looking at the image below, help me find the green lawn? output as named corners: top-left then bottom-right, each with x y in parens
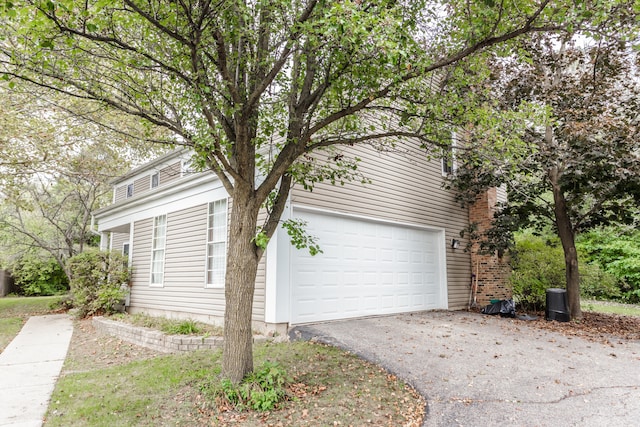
top-left (582, 299), bottom-right (640, 317)
top-left (0, 295), bottom-right (64, 317)
top-left (0, 295), bottom-right (64, 352)
top-left (45, 342), bottom-right (423, 426)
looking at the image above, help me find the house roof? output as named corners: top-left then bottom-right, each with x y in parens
top-left (110, 147), bottom-right (189, 185)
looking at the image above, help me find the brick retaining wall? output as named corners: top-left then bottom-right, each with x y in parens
top-left (93, 317), bottom-right (268, 353)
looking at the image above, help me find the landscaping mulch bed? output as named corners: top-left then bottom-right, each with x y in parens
top-left (62, 318), bottom-right (161, 374)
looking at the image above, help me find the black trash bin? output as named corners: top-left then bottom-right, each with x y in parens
top-left (546, 288), bottom-right (570, 322)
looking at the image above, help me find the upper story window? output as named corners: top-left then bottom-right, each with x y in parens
top-left (441, 132), bottom-right (457, 176)
top-left (442, 149), bottom-right (454, 175)
top-left (205, 199), bottom-right (227, 288)
top-left (181, 159), bottom-right (191, 177)
top-left (126, 183), bottom-right (134, 198)
top-left (151, 172), bottom-right (159, 188)
top-left (150, 214), bottom-right (167, 286)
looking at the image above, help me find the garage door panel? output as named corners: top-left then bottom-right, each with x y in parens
top-left (291, 209), bottom-right (445, 324)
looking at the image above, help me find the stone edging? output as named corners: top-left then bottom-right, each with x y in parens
top-left (92, 316), bottom-right (269, 353)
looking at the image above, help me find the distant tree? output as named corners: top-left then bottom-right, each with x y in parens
top-left (449, 33), bottom-right (640, 319)
top-left (0, 0), bottom-right (611, 381)
top-left (0, 82), bottom-right (167, 283)
top-left (1, 144), bottom-right (127, 280)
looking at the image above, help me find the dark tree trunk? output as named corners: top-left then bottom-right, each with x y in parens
top-left (549, 169), bottom-right (582, 320)
top-left (221, 182), bottom-right (261, 383)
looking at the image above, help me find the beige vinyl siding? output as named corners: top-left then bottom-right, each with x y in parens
top-left (111, 232), bottom-right (130, 253)
top-left (159, 161), bottom-right (181, 187)
top-left (252, 204), bottom-right (267, 322)
top-left (131, 218), bottom-right (152, 287)
top-left (130, 205), bottom-right (223, 316)
top-left (290, 141), bottom-right (471, 310)
top-left (162, 204), bottom-right (226, 315)
top-left (128, 200), bottom-right (268, 322)
top-left (114, 185), bottom-right (127, 202)
top-left (134, 175), bottom-right (151, 198)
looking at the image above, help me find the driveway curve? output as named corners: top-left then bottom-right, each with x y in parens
top-left (290, 310), bottom-right (640, 427)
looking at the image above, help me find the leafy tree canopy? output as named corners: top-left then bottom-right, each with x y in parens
top-left (0, 0), bottom-right (621, 380)
top-left (447, 27), bottom-right (640, 318)
top-left (0, 81), bottom-right (167, 283)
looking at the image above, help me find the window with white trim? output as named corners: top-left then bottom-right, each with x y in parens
top-left (205, 199), bottom-right (227, 287)
top-left (151, 172), bottom-right (159, 188)
top-left (441, 132), bottom-right (457, 176)
top-left (150, 215), bottom-right (167, 286)
top-left (126, 183), bottom-right (134, 198)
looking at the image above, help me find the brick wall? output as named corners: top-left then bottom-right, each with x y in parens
top-left (468, 188), bottom-right (511, 305)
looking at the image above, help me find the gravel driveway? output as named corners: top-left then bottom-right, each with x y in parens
top-left (290, 310), bottom-right (640, 427)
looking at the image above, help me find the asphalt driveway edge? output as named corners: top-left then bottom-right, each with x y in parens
top-left (289, 311), bottom-right (640, 427)
top-left (289, 324), bottom-right (431, 424)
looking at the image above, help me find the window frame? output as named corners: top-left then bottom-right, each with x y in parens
top-left (205, 199), bottom-right (228, 288)
top-left (441, 131), bottom-right (457, 176)
top-left (150, 214), bottom-right (167, 287)
top-left (180, 159), bottom-right (190, 177)
top-left (151, 172), bottom-right (159, 188)
top-left (122, 242), bottom-right (131, 266)
top-left (126, 183), bottom-right (134, 198)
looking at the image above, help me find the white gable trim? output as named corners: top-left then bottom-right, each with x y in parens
top-left (95, 172), bottom-right (228, 232)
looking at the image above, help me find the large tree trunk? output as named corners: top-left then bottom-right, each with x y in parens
top-left (549, 170), bottom-right (582, 320)
top-left (222, 184), bottom-right (261, 383)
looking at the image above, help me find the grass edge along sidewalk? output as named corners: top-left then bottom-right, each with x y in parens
top-left (44, 317), bottom-right (425, 426)
top-left (0, 295), bottom-right (64, 353)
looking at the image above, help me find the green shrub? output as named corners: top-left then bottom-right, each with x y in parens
top-left (578, 228), bottom-right (640, 302)
top-left (622, 289), bottom-right (640, 304)
top-left (509, 232), bottom-right (566, 311)
top-left (511, 231), bottom-right (624, 309)
top-left (66, 249), bottom-right (129, 318)
top-left (11, 255), bottom-right (68, 296)
top-left (205, 361), bottom-right (290, 411)
top-left (579, 262), bottom-right (621, 300)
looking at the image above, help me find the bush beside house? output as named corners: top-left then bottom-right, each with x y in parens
top-left (67, 249), bottom-right (130, 317)
top-left (510, 231), bottom-right (619, 311)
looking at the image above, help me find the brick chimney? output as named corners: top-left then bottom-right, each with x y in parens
top-left (468, 188), bottom-right (511, 305)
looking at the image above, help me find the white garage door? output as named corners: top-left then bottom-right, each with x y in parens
top-left (291, 209), bottom-right (446, 324)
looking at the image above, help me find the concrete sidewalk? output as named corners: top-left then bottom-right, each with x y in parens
top-left (0, 314), bottom-right (73, 427)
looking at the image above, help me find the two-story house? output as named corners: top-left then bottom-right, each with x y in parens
top-left (93, 141), bottom-right (509, 333)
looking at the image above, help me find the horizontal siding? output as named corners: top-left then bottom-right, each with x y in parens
top-left (128, 200), bottom-right (268, 322)
top-left (110, 160), bottom-right (183, 210)
top-left (291, 141), bottom-right (471, 310)
top-left (131, 217), bottom-right (152, 286)
top-left (114, 185), bottom-right (127, 202)
top-left (130, 204), bottom-right (225, 317)
top-left (134, 175), bottom-right (151, 198)
top-left (159, 161), bottom-right (181, 187)
top-left (252, 206), bottom-right (267, 322)
top-left (111, 232), bottom-right (129, 253)
top-left (497, 184), bottom-right (508, 204)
